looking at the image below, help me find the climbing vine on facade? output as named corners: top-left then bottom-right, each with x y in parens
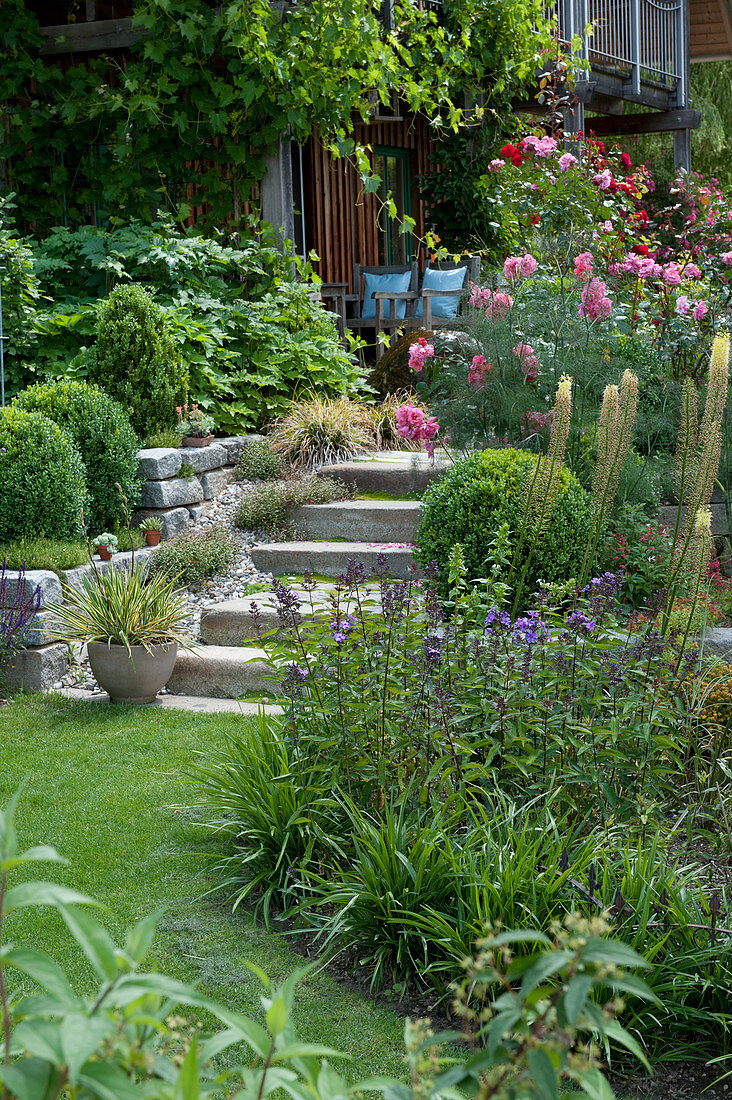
top-left (1, 0), bottom-right (546, 232)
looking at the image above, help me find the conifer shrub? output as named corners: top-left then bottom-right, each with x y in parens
top-left (416, 448), bottom-right (589, 598)
top-left (14, 380), bottom-right (141, 531)
top-left (88, 284), bottom-right (188, 436)
top-left (0, 408), bottom-right (88, 542)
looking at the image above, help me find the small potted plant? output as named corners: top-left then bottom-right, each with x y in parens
top-left (50, 566), bottom-right (192, 704)
top-left (92, 533), bottom-right (119, 561)
top-left (139, 516), bottom-right (164, 546)
top-left (176, 403), bottom-right (215, 447)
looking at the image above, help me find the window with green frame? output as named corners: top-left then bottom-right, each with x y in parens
top-left (374, 147), bottom-right (413, 265)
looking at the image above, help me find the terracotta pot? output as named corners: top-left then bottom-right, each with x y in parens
top-left (182, 434), bottom-right (214, 448)
top-left (144, 530), bottom-right (162, 546)
top-left (87, 641), bottom-right (178, 704)
top-left (97, 545), bottom-right (113, 561)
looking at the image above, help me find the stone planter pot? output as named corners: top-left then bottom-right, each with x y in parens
top-left (182, 434), bottom-right (214, 448)
top-left (97, 545), bottom-right (113, 561)
top-left (87, 641), bottom-right (178, 704)
top-left (144, 530), bottom-right (162, 546)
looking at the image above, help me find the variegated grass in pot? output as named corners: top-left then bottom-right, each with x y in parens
top-left (50, 565), bottom-right (192, 704)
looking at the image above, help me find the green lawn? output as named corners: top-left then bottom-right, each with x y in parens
top-left (0, 694), bottom-right (407, 1079)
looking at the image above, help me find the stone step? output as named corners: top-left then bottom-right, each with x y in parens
top-left (200, 585), bottom-right (382, 645)
top-left (317, 456), bottom-right (449, 494)
top-left (166, 644), bottom-right (276, 698)
top-left (56, 686), bottom-right (283, 715)
top-left (249, 541), bottom-right (419, 580)
top-left (290, 499), bottom-right (421, 542)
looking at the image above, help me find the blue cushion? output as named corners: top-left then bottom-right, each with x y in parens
top-left (415, 265), bottom-right (467, 319)
top-left (361, 270), bottom-right (412, 320)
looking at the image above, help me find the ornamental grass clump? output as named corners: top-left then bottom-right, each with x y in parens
top-left (50, 566), bottom-right (190, 658)
top-left (269, 395), bottom-right (374, 469)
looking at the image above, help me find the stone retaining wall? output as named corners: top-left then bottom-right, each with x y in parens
top-left (3, 549), bottom-right (158, 692)
top-left (132, 435), bottom-right (259, 538)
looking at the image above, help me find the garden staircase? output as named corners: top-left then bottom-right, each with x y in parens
top-left (170, 452), bottom-right (435, 700)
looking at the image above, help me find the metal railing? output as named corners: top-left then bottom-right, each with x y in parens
top-left (549, 0), bottom-right (686, 103)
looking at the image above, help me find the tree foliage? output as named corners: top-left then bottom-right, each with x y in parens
top-left (1, 0), bottom-right (546, 231)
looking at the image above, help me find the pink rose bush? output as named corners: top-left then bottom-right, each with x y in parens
top-left (395, 403), bottom-right (441, 457)
top-left (578, 278), bottom-right (613, 322)
top-left (469, 286), bottom-right (514, 319)
top-left (504, 253), bottom-right (537, 281)
top-left (468, 355), bottom-right (492, 388)
top-left (512, 342), bottom-right (541, 382)
top-left (573, 252), bottom-right (594, 280)
top-left (408, 337), bottom-right (435, 373)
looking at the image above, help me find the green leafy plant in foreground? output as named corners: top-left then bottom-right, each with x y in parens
top-left (402, 915), bottom-right (655, 1100)
top-left (0, 789), bottom-right (651, 1100)
top-left (0, 789), bottom-right (374, 1100)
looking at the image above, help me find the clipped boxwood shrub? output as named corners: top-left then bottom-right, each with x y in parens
top-left (14, 380), bottom-right (142, 532)
top-left (0, 408), bottom-right (88, 542)
top-left (88, 284), bottom-right (188, 437)
top-left (415, 448), bottom-right (589, 601)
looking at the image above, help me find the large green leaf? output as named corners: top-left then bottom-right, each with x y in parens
top-left (57, 906), bottom-right (118, 982)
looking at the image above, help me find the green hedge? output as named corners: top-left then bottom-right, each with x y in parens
top-left (0, 408), bottom-right (88, 542)
top-left (14, 380), bottom-right (141, 533)
top-left (415, 448), bottom-right (589, 601)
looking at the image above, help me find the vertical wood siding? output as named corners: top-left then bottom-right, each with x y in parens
top-left (302, 112), bottom-right (435, 292)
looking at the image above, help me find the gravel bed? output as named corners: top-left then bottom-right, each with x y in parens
top-left (58, 478), bottom-right (276, 696)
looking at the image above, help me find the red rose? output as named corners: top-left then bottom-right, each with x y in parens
top-left (501, 144), bottom-right (517, 158)
top-left (620, 152), bottom-right (632, 169)
top-left (511, 154), bottom-right (523, 166)
top-left (529, 214), bottom-right (541, 225)
top-left (632, 243), bottom-right (649, 255)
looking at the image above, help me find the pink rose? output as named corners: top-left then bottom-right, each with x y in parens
top-left (593, 169), bottom-right (613, 191)
top-left (573, 251), bottom-right (594, 280)
top-left (662, 263), bottom-right (682, 287)
top-left (468, 355), bottom-right (492, 388)
top-left (487, 290), bottom-right (513, 320)
top-left (558, 152), bottom-right (577, 172)
top-left (693, 300), bottom-right (708, 320)
top-left (520, 253), bottom-right (538, 276)
top-left (503, 256), bottom-right (522, 281)
top-left (675, 295), bottom-right (691, 316)
top-left (685, 263), bottom-right (702, 279)
top-left (579, 277), bottom-right (613, 322)
top-left (408, 337), bottom-right (435, 373)
top-left (534, 136), bottom-right (558, 157)
top-left (721, 251), bottom-right (732, 266)
top-left (489, 158), bottom-right (505, 170)
top-left (513, 342), bottom-right (541, 381)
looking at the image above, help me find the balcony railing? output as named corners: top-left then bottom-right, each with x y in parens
top-left (548, 0), bottom-right (686, 104)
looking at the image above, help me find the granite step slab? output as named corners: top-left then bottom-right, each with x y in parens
top-left (317, 457), bottom-right (449, 494)
top-left (290, 499), bottom-right (421, 542)
top-left (249, 541), bottom-right (419, 579)
top-left (200, 584), bottom-right (382, 645)
top-left (166, 644), bottom-right (275, 698)
top-left (55, 686), bottom-right (282, 715)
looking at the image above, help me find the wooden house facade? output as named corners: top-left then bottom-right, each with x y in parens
top-left (7, 0), bottom-right (732, 293)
